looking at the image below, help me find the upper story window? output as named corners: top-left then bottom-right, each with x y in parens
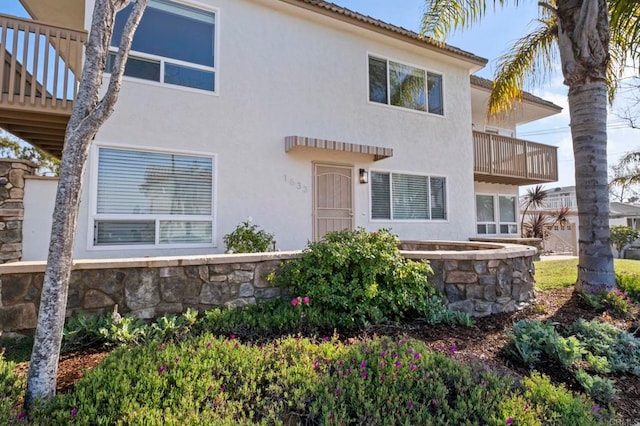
top-left (371, 171), bottom-right (446, 220)
top-left (93, 146), bottom-right (215, 248)
top-left (368, 56), bottom-right (443, 115)
top-left (108, 0), bottom-right (216, 92)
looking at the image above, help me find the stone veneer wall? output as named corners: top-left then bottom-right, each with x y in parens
top-left (0, 159), bottom-right (35, 264)
top-left (0, 242), bottom-right (536, 333)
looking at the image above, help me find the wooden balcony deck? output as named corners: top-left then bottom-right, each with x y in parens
top-left (0, 14), bottom-right (86, 157)
top-left (473, 131), bottom-right (558, 185)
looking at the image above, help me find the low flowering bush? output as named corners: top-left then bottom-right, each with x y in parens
top-left (616, 272), bottom-right (640, 303)
top-left (0, 348), bottom-right (22, 426)
top-left (30, 335), bottom-right (612, 425)
top-left (276, 228), bottom-right (470, 328)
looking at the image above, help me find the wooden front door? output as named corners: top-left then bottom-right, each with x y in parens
top-left (314, 163), bottom-right (354, 240)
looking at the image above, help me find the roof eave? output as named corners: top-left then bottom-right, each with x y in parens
top-left (278, 0), bottom-right (488, 69)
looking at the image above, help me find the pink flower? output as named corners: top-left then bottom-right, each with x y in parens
top-left (291, 298), bottom-right (299, 307)
top-left (431, 398), bottom-right (438, 407)
top-left (361, 370), bottom-right (368, 378)
top-left (395, 361), bottom-right (402, 368)
top-left (206, 342), bottom-right (212, 348)
top-left (303, 296), bottom-right (310, 305)
top-left (230, 334), bottom-right (236, 340)
top-left (158, 365), bottom-right (167, 374)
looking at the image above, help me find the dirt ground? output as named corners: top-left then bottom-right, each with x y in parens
top-left (13, 288), bottom-right (640, 423)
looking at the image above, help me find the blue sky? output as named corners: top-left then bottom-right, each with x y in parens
top-left (2, 0), bottom-right (637, 190)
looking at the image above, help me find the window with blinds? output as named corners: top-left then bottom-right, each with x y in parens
top-left (371, 172), bottom-right (447, 220)
top-left (475, 194), bottom-right (518, 235)
top-left (94, 147), bottom-right (214, 247)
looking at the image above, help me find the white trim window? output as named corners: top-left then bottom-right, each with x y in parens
top-left (93, 147), bottom-right (215, 247)
top-left (476, 194), bottom-right (518, 235)
top-left (368, 55), bottom-right (444, 115)
top-left (108, 0), bottom-right (217, 92)
top-left (371, 172), bottom-right (446, 220)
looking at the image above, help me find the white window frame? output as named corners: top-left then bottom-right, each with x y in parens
top-left (369, 169), bottom-right (448, 222)
top-left (475, 193), bottom-right (519, 236)
top-left (105, 0), bottom-right (220, 96)
top-left (88, 142), bottom-right (217, 251)
top-left (366, 52), bottom-right (445, 117)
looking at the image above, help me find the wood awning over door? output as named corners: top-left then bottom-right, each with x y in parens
top-left (285, 136), bottom-right (393, 161)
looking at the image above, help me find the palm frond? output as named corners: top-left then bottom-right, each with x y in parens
top-left (489, 18), bottom-right (558, 115)
top-left (609, 0), bottom-right (640, 67)
top-left (421, 0), bottom-right (519, 40)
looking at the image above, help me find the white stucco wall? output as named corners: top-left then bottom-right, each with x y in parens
top-left (22, 176), bottom-right (57, 261)
top-left (39, 0), bottom-right (483, 260)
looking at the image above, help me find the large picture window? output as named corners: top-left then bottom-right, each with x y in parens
top-left (476, 194), bottom-right (517, 235)
top-left (368, 56), bottom-right (443, 115)
top-left (108, 0), bottom-right (216, 92)
top-left (371, 172), bottom-right (446, 220)
top-left (93, 147), bottom-right (214, 247)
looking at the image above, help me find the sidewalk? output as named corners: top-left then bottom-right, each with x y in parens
top-left (538, 254), bottom-right (578, 261)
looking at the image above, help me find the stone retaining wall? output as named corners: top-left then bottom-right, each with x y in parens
top-left (0, 242), bottom-right (537, 333)
top-left (0, 159), bottom-right (36, 264)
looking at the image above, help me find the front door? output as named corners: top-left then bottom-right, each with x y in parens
top-left (313, 163), bottom-right (354, 240)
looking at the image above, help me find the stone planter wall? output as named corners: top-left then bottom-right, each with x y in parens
top-left (0, 242), bottom-right (537, 333)
top-left (0, 159), bottom-right (35, 264)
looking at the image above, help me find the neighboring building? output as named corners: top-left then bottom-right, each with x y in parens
top-left (0, 0), bottom-right (560, 262)
top-left (521, 185), bottom-right (640, 255)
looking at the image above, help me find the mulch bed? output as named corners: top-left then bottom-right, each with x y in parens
top-left (13, 288), bottom-right (640, 423)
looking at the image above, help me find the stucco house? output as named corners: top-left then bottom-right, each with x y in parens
top-left (0, 0), bottom-right (561, 262)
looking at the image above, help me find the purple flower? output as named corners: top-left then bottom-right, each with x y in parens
top-left (407, 401), bottom-right (414, 408)
top-left (524, 404), bottom-right (529, 411)
top-left (361, 361), bottom-right (367, 368)
top-left (408, 348), bottom-right (414, 355)
top-left (71, 407), bottom-right (78, 419)
top-left (329, 413), bottom-right (335, 420)
top-left (324, 336), bottom-right (331, 342)
top-left (480, 380), bottom-right (487, 387)
top-left (424, 372), bottom-right (430, 378)
top-left (0, 347), bottom-right (5, 353)
top-left (314, 359), bottom-right (320, 371)
top-left (361, 370), bottom-right (368, 378)
top-left (414, 352), bottom-right (421, 360)
top-left (592, 405), bottom-right (600, 413)
top-left (506, 418), bottom-right (514, 424)
top-left (17, 412), bottom-right (26, 420)
top-left (158, 365), bottom-right (167, 374)
top-left (395, 361), bottom-right (402, 368)
top-left (448, 345), bottom-right (458, 355)
top-left (207, 385), bottom-right (213, 392)
top-left (175, 357), bottom-right (181, 363)
top-left (393, 352), bottom-right (399, 358)
top-left (431, 399), bottom-right (438, 407)
top-left (410, 364), bottom-right (416, 371)
top-left (206, 342), bottom-right (212, 348)
top-left (220, 385), bottom-right (226, 392)
top-left (379, 361), bottom-right (387, 368)
top-left (380, 374), bottom-right (386, 381)
top-left (230, 334), bottom-right (236, 340)
top-left (335, 388), bottom-right (341, 396)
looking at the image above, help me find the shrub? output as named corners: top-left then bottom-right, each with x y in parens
top-left (31, 335), bottom-right (609, 425)
top-left (579, 289), bottom-right (636, 319)
top-left (616, 272), bottom-right (640, 304)
top-left (223, 220), bottom-right (275, 253)
top-left (569, 319), bottom-right (640, 376)
top-left (63, 309), bottom-right (199, 351)
top-left (506, 320), bottom-right (582, 368)
top-left (276, 229), bottom-right (469, 328)
top-left (575, 369), bottom-right (616, 403)
top-left (0, 348), bottom-right (23, 426)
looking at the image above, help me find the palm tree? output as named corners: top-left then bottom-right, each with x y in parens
top-left (422, 0), bottom-right (640, 293)
top-left (519, 185), bottom-right (548, 237)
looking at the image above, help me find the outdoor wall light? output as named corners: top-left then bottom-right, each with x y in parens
top-left (359, 168), bottom-right (368, 184)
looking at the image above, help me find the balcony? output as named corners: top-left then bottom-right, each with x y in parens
top-left (0, 14), bottom-right (86, 157)
top-left (473, 131), bottom-right (558, 186)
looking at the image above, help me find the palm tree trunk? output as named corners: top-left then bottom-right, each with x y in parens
top-left (569, 80), bottom-right (615, 292)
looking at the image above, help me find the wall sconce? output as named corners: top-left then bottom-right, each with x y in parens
top-left (359, 168), bottom-right (368, 184)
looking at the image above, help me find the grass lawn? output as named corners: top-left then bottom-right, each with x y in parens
top-left (535, 258), bottom-right (640, 291)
